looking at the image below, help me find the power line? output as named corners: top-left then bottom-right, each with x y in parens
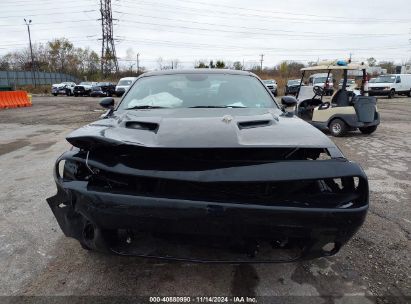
top-left (0, 19), bottom-right (97, 27)
top-left (117, 0), bottom-right (411, 24)
top-left (117, 19), bottom-right (410, 48)
top-left (165, 0), bottom-right (410, 23)
top-left (114, 11), bottom-right (408, 38)
top-left (0, 10), bottom-right (97, 19)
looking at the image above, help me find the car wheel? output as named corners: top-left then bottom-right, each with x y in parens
top-left (74, 93), bottom-right (78, 97)
top-left (53, 93), bottom-right (58, 96)
top-left (388, 89), bottom-right (395, 99)
top-left (407, 90), bottom-right (411, 97)
top-left (329, 119), bottom-right (347, 137)
top-left (359, 126), bottom-right (377, 135)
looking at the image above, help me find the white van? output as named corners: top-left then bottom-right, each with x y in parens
top-left (368, 74), bottom-right (411, 98)
top-left (115, 77), bottom-right (137, 97)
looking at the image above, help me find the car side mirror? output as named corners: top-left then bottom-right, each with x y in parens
top-left (281, 96), bottom-right (297, 117)
top-left (281, 96), bottom-right (298, 107)
top-left (396, 79), bottom-right (401, 83)
top-left (99, 97), bottom-right (114, 109)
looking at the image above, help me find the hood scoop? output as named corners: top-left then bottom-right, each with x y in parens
top-left (125, 121), bottom-right (159, 133)
top-left (238, 120), bottom-right (272, 130)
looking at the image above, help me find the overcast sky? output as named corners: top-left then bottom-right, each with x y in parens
top-left (1, 0), bottom-right (410, 70)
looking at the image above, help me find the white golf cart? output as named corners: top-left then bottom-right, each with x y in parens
top-left (295, 62), bottom-right (380, 137)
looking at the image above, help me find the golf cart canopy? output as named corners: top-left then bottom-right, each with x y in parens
top-left (301, 63), bottom-right (368, 71)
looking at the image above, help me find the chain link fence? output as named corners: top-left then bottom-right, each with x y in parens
top-left (0, 70), bottom-right (81, 88)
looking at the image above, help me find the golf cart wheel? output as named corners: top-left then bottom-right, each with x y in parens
top-left (388, 89), bottom-right (395, 99)
top-left (359, 126), bottom-right (377, 135)
top-left (329, 119), bottom-right (347, 137)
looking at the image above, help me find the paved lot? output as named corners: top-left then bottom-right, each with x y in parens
top-left (0, 95), bottom-right (410, 303)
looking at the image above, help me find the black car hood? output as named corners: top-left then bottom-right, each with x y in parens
top-left (66, 108), bottom-right (336, 150)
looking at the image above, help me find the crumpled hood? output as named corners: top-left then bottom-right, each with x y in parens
top-left (66, 108), bottom-right (337, 150)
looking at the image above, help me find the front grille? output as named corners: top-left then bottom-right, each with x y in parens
top-left (74, 86), bottom-right (85, 91)
top-left (371, 87), bottom-right (385, 91)
top-left (88, 171), bottom-right (367, 209)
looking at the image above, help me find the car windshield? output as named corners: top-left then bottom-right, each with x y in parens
top-left (375, 75), bottom-right (396, 83)
top-left (118, 80), bottom-right (133, 86)
top-left (339, 79), bottom-right (355, 84)
top-left (263, 80), bottom-right (275, 84)
top-left (314, 77), bottom-right (330, 84)
top-left (80, 82), bottom-right (91, 85)
top-left (118, 73), bottom-right (277, 110)
top-left (288, 80), bottom-right (300, 85)
top-left (97, 82), bottom-right (108, 86)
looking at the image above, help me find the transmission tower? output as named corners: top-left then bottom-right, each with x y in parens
top-left (99, 0), bottom-right (119, 75)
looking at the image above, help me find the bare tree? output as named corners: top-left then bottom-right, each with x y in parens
top-left (156, 57), bottom-right (164, 70)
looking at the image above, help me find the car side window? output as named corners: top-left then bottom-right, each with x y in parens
top-left (396, 76), bottom-right (401, 83)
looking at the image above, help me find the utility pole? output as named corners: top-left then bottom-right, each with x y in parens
top-left (259, 54), bottom-right (264, 70)
top-left (349, 53), bottom-right (353, 63)
top-left (24, 19), bottom-right (36, 87)
top-left (136, 53), bottom-right (140, 75)
top-left (99, 0), bottom-right (119, 75)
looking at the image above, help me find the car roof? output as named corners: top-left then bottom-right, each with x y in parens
top-left (140, 69), bottom-right (254, 77)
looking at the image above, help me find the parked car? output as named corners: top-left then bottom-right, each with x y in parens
top-left (115, 77), bottom-right (137, 97)
top-left (262, 79), bottom-right (278, 96)
top-left (285, 79), bottom-right (303, 95)
top-left (368, 74), bottom-right (411, 98)
top-left (90, 82), bottom-right (116, 97)
top-left (73, 82), bottom-right (97, 96)
top-left (47, 69), bottom-right (369, 262)
top-left (51, 82), bottom-right (76, 96)
top-left (308, 73), bottom-right (334, 96)
top-left (338, 79), bottom-right (356, 90)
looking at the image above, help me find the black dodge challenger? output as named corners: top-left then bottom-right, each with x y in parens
top-left (47, 69), bottom-right (368, 262)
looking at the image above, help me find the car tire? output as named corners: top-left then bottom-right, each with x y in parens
top-left (407, 90), bottom-right (411, 97)
top-left (53, 93), bottom-right (58, 96)
top-left (329, 119), bottom-right (347, 137)
top-left (74, 93), bottom-right (78, 97)
top-left (359, 126), bottom-right (377, 135)
top-left (388, 89), bottom-right (395, 99)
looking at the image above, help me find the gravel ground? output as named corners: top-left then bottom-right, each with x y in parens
top-left (0, 95), bottom-right (410, 303)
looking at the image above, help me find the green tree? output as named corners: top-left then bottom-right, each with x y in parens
top-left (367, 57), bottom-right (377, 67)
top-left (378, 61), bottom-right (396, 73)
top-left (232, 61), bottom-right (243, 70)
top-left (215, 60), bottom-right (226, 69)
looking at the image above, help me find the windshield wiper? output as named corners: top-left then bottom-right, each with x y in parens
top-left (126, 105), bottom-right (168, 110)
top-left (189, 105), bottom-right (246, 108)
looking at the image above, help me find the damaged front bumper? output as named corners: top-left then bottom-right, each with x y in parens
top-left (47, 148), bottom-right (369, 262)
